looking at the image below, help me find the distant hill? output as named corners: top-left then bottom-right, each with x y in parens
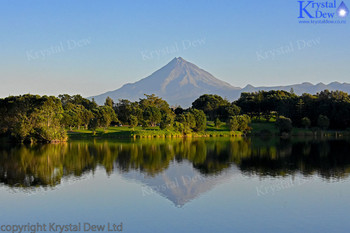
top-left (90, 57), bottom-right (350, 107)
top-left (241, 82), bottom-right (350, 96)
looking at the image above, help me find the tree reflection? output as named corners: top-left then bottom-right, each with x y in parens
top-left (0, 137), bottom-right (349, 188)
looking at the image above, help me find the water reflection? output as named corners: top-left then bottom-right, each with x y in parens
top-left (0, 137), bottom-right (349, 190)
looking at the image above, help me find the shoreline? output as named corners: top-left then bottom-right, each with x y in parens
top-left (2, 124), bottom-right (350, 143)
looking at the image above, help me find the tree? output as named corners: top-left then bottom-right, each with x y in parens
top-left (98, 106), bottom-right (117, 129)
top-left (174, 107), bottom-right (184, 115)
top-left (160, 112), bottom-right (175, 130)
top-left (228, 116), bottom-right (239, 131)
top-left (237, 115), bottom-right (251, 132)
top-left (143, 106), bottom-right (161, 127)
top-left (59, 94), bottom-right (97, 111)
top-left (276, 116), bottom-right (292, 134)
top-left (190, 109), bottom-right (207, 132)
top-left (225, 104), bottom-right (241, 118)
top-left (173, 122), bottom-right (184, 133)
top-left (175, 112), bottom-right (196, 133)
top-left (301, 117), bottom-right (311, 129)
top-left (115, 99), bottom-right (133, 124)
top-left (88, 118), bottom-right (98, 135)
top-left (139, 94), bottom-right (171, 114)
top-left (129, 115), bottom-right (138, 131)
top-left (0, 95), bottom-right (67, 142)
top-left (227, 115), bottom-right (251, 132)
top-left (81, 108), bottom-right (94, 129)
top-left (215, 118), bottom-right (221, 128)
top-left (104, 96), bottom-right (114, 108)
top-left (139, 94), bottom-right (172, 128)
top-left (318, 115), bottom-right (329, 130)
top-left (192, 94), bottom-right (230, 121)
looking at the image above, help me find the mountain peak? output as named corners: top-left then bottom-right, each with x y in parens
top-left (170, 57), bottom-right (185, 63)
top-left (91, 57), bottom-right (240, 107)
top-left (168, 57), bottom-right (187, 67)
top-left (178, 56), bottom-right (187, 62)
top-left (89, 58), bottom-right (350, 107)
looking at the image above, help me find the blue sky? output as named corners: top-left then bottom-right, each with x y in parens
top-left (0, 0), bottom-right (349, 97)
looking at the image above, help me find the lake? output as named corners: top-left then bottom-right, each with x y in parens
top-left (0, 137), bottom-right (349, 233)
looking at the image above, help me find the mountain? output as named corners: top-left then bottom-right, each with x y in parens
top-left (241, 82), bottom-right (350, 95)
top-left (90, 57), bottom-right (241, 107)
top-left (90, 57), bottom-right (350, 107)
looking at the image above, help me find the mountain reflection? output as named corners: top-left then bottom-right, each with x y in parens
top-left (0, 137), bottom-right (350, 189)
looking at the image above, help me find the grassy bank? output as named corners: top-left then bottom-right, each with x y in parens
top-left (68, 121), bottom-right (350, 140)
top-left (68, 123), bottom-right (243, 140)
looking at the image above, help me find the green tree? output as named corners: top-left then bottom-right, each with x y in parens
top-left (228, 116), bottom-right (239, 131)
top-left (81, 108), bottom-right (94, 129)
top-left (175, 112), bottom-right (196, 133)
top-left (192, 94), bottom-right (230, 121)
top-left (98, 106), bottom-right (117, 129)
top-left (115, 100), bottom-right (143, 124)
top-left (225, 104), bottom-right (241, 118)
top-left (115, 99), bottom-right (133, 124)
top-left (276, 116), bottom-right (292, 134)
top-left (104, 96), bottom-right (114, 108)
top-left (227, 115), bottom-right (251, 132)
top-left (190, 109), bottom-right (207, 132)
top-left (214, 118), bottom-right (221, 128)
top-left (129, 115), bottom-right (138, 131)
top-left (88, 118), bottom-right (98, 135)
top-left (143, 106), bottom-right (161, 127)
top-left (0, 95), bottom-right (67, 142)
top-left (301, 117), bottom-right (311, 129)
top-left (237, 115), bottom-right (251, 132)
top-left (173, 122), bottom-right (184, 133)
top-left (160, 112), bottom-right (175, 130)
top-left (139, 94), bottom-right (171, 114)
top-left (318, 115), bottom-right (330, 130)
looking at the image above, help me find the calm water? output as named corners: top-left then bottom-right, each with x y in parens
top-left (0, 137), bottom-right (350, 233)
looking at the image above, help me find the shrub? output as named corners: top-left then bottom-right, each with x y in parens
top-left (276, 116), bottom-right (292, 134)
top-left (317, 115), bottom-right (329, 130)
top-left (227, 115), bottom-right (251, 132)
top-left (301, 117), bottom-right (311, 129)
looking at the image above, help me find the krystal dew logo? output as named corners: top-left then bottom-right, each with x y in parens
top-left (298, 0), bottom-right (349, 23)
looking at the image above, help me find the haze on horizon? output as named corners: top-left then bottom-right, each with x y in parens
top-left (0, 0), bottom-right (349, 98)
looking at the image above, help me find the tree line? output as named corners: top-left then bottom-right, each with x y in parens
top-left (236, 89), bottom-right (350, 132)
top-left (1, 89), bottom-right (349, 142)
top-left (0, 93), bottom-right (247, 142)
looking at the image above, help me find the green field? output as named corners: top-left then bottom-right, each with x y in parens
top-left (250, 122), bottom-right (279, 135)
top-left (67, 119), bottom-right (350, 140)
top-left (68, 123), bottom-right (243, 139)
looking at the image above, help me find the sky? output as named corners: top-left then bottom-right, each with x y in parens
top-left (0, 0), bottom-right (349, 98)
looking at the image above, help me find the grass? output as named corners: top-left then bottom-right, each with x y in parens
top-left (67, 124), bottom-right (243, 140)
top-left (250, 122), bottom-right (279, 135)
top-left (67, 119), bottom-right (350, 140)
